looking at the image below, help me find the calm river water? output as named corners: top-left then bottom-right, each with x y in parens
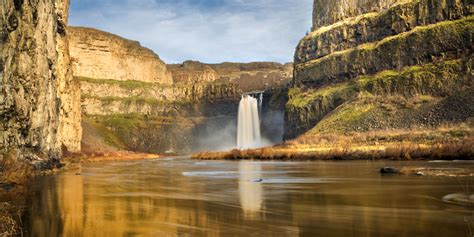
top-left (25, 158), bottom-right (474, 237)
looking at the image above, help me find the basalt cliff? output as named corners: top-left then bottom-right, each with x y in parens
top-left (286, 0), bottom-right (474, 139)
top-left (1, 0), bottom-right (81, 164)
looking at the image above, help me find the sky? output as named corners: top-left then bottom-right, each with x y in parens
top-left (69, 0), bottom-right (313, 64)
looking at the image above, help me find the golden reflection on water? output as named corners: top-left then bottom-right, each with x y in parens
top-left (25, 160), bottom-right (473, 237)
top-left (238, 162), bottom-right (263, 218)
top-left (28, 174), bottom-right (220, 236)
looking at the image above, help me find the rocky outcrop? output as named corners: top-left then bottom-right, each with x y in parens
top-left (295, 16), bottom-right (473, 87)
top-left (299, 0), bottom-right (471, 64)
top-left (287, 0), bottom-right (474, 139)
top-left (79, 74), bottom-right (241, 154)
top-left (1, 0), bottom-right (80, 160)
top-left (168, 61), bottom-right (292, 92)
top-left (312, 0), bottom-right (403, 30)
top-left (311, 0), bottom-right (472, 30)
top-left (286, 59), bottom-right (473, 138)
top-left (168, 61), bottom-right (219, 84)
top-left (69, 27), bottom-right (173, 84)
top-left (80, 79), bottom-right (240, 117)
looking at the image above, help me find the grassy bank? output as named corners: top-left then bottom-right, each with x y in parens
top-left (192, 125), bottom-right (473, 160)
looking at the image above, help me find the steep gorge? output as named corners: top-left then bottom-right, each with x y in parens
top-left (287, 0), bottom-right (474, 139)
top-left (69, 27), bottom-right (291, 154)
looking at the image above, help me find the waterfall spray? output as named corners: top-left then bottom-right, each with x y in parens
top-left (237, 95), bottom-right (261, 149)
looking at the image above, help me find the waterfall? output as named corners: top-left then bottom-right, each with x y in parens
top-left (237, 95), bottom-right (261, 149)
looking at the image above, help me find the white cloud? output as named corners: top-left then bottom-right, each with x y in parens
top-left (69, 0), bottom-right (313, 64)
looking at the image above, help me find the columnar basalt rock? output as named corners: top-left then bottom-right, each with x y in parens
top-left (298, 0), bottom-right (471, 64)
top-left (286, 0), bottom-right (474, 139)
top-left (69, 27), bottom-right (173, 84)
top-left (1, 0), bottom-right (80, 160)
top-left (312, 0), bottom-right (405, 30)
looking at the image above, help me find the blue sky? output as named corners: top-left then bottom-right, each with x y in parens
top-left (69, 0), bottom-right (313, 64)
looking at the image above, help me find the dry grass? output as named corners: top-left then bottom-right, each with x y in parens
top-left (63, 150), bottom-right (161, 164)
top-left (193, 126), bottom-right (474, 160)
top-left (0, 202), bottom-right (22, 236)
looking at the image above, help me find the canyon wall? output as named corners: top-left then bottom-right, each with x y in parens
top-left (0, 0), bottom-right (81, 162)
top-left (287, 0), bottom-right (474, 139)
top-left (69, 27), bottom-right (173, 84)
top-left (69, 29), bottom-right (238, 154)
top-left (168, 61), bottom-right (292, 91)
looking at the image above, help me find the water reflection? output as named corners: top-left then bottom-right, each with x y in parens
top-left (238, 162), bottom-right (263, 217)
top-left (25, 160), bottom-right (474, 237)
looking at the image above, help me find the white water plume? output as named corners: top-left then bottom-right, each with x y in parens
top-left (237, 95), bottom-right (261, 149)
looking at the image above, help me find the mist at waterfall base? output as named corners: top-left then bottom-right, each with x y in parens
top-left (191, 94), bottom-right (283, 152)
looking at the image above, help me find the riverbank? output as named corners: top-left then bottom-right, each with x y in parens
top-left (193, 125), bottom-right (474, 161)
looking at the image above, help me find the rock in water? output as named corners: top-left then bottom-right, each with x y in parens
top-left (380, 167), bottom-right (400, 174)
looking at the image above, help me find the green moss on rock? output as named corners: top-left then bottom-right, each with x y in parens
top-left (285, 59), bottom-right (473, 138)
top-left (77, 76), bottom-right (156, 90)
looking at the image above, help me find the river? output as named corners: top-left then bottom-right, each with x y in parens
top-left (25, 158), bottom-right (474, 236)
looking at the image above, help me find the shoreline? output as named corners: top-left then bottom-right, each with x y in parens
top-left (192, 127), bottom-right (474, 161)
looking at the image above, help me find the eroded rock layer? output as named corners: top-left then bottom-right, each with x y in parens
top-left (79, 78), bottom-right (242, 154)
top-left (168, 61), bottom-right (292, 92)
top-left (287, 0), bottom-right (474, 139)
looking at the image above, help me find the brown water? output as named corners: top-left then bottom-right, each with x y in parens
top-left (25, 158), bottom-right (474, 237)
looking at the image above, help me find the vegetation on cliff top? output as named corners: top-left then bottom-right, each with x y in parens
top-left (77, 76), bottom-right (155, 90)
top-left (82, 95), bottom-right (193, 106)
top-left (78, 76), bottom-right (233, 90)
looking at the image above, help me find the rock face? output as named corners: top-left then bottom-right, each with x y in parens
top-left (168, 61), bottom-right (292, 92)
top-left (287, 0), bottom-right (474, 139)
top-left (0, 0), bottom-right (81, 160)
top-left (168, 61), bottom-right (219, 84)
top-left (55, 1), bottom-right (82, 152)
top-left (312, 0), bottom-right (405, 30)
top-left (79, 77), bottom-right (242, 154)
top-left (69, 27), bottom-right (173, 84)
top-left (300, 0), bottom-right (470, 64)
